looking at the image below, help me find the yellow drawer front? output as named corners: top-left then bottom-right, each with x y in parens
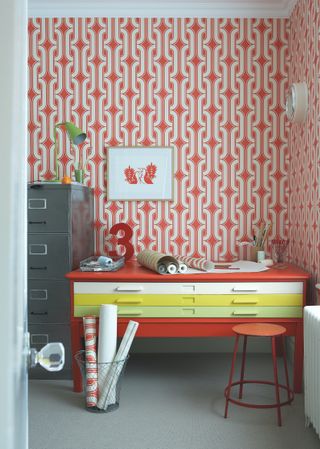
top-left (74, 293), bottom-right (302, 307)
top-left (74, 305), bottom-right (302, 318)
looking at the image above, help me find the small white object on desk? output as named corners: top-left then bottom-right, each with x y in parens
top-left (259, 258), bottom-right (273, 267)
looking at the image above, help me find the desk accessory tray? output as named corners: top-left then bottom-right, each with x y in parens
top-left (80, 256), bottom-right (125, 272)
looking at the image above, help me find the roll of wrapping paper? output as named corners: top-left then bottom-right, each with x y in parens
top-left (137, 249), bottom-right (179, 274)
top-left (174, 255), bottom-right (215, 272)
top-left (83, 316), bottom-right (98, 407)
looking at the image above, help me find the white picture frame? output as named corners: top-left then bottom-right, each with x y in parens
top-left (107, 147), bottom-right (173, 201)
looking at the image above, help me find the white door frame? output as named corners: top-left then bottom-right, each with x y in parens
top-left (0, 0), bottom-right (28, 448)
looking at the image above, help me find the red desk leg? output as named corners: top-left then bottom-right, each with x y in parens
top-left (293, 321), bottom-right (303, 393)
top-left (71, 320), bottom-right (83, 393)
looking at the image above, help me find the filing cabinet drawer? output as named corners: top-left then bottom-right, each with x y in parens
top-left (28, 280), bottom-right (70, 323)
top-left (28, 234), bottom-right (70, 279)
top-left (29, 323), bottom-right (71, 379)
top-left (28, 187), bottom-right (69, 233)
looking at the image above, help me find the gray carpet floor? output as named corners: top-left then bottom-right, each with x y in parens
top-left (29, 354), bottom-right (320, 449)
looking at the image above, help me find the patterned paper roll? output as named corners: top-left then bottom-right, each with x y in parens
top-left (174, 255), bottom-right (215, 272)
top-left (83, 316), bottom-right (98, 407)
top-left (137, 249), bottom-right (179, 274)
top-left (98, 305), bottom-right (118, 404)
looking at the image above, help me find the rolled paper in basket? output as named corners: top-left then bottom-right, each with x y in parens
top-left (98, 305), bottom-right (117, 404)
top-left (137, 249), bottom-right (179, 274)
top-left (83, 316), bottom-right (98, 407)
top-left (97, 320), bottom-right (139, 410)
top-left (174, 255), bottom-right (215, 272)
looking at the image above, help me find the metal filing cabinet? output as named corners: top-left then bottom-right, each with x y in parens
top-left (28, 183), bottom-right (94, 379)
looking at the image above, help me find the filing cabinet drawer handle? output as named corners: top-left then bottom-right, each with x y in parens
top-left (30, 312), bottom-right (48, 316)
top-left (232, 299), bottom-right (258, 304)
top-left (232, 288), bottom-right (258, 292)
top-left (115, 299), bottom-right (143, 304)
top-left (29, 244), bottom-right (48, 255)
top-left (29, 221), bottom-right (47, 225)
top-left (30, 266), bottom-right (47, 270)
top-left (28, 198), bottom-right (47, 209)
top-left (30, 289), bottom-right (48, 300)
top-left (232, 311), bottom-right (258, 316)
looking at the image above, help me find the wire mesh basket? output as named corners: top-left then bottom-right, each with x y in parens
top-left (75, 350), bottom-right (128, 413)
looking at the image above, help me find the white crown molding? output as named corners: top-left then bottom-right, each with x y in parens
top-left (28, 0), bottom-right (299, 19)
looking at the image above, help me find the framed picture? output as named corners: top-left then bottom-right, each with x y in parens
top-left (107, 147), bottom-right (173, 201)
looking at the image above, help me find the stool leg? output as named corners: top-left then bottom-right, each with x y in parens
top-left (224, 334), bottom-right (239, 419)
top-left (271, 336), bottom-right (282, 426)
top-left (239, 335), bottom-right (247, 399)
top-left (281, 335), bottom-right (292, 402)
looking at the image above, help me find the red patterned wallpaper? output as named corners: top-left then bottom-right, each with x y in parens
top-left (28, 18), bottom-right (289, 260)
top-left (289, 0), bottom-right (320, 298)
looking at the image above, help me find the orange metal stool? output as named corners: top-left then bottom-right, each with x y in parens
top-left (224, 323), bottom-right (294, 426)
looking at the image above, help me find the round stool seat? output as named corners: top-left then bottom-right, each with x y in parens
top-left (232, 323), bottom-right (286, 337)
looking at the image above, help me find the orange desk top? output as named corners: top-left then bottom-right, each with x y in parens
top-left (66, 260), bottom-right (310, 283)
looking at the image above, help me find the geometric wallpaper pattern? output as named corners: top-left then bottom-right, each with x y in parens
top-left (289, 0), bottom-right (320, 299)
top-left (28, 18), bottom-right (289, 261)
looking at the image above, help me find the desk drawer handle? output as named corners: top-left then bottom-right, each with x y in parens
top-left (232, 311), bottom-right (258, 316)
top-left (118, 311), bottom-right (143, 316)
top-left (115, 286), bottom-right (144, 292)
top-left (232, 288), bottom-right (258, 292)
top-left (30, 312), bottom-right (48, 316)
top-left (232, 299), bottom-right (258, 304)
top-left (115, 299), bottom-right (143, 304)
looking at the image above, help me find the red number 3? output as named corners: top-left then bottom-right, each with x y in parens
top-left (109, 223), bottom-right (134, 261)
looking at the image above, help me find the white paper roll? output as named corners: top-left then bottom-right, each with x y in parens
top-left (158, 264), bottom-right (167, 274)
top-left (178, 263), bottom-right (188, 273)
top-left (98, 305), bottom-right (117, 402)
top-left (98, 320), bottom-right (139, 410)
top-left (166, 263), bottom-right (177, 274)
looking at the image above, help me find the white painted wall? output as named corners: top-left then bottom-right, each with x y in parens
top-left (0, 1), bottom-right (28, 448)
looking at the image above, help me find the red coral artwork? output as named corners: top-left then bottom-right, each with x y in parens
top-left (124, 163), bottom-right (157, 184)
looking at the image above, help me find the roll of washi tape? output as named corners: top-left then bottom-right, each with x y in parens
top-left (97, 256), bottom-right (113, 267)
top-left (178, 263), bottom-right (188, 273)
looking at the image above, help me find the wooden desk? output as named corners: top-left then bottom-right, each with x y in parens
top-left (66, 261), bottom-right (310, 393)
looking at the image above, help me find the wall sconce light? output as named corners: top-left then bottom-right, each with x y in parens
top-left (52, 121), bottom-right (86, 181)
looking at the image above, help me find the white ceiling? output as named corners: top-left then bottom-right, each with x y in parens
top-left (28, 0), bottom-right (299, 18)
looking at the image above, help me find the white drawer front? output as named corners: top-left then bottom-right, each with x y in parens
top-left (74, 282), bottom-right (197, 294)
top-left (197, 282), bottom-right (303, 294)
top-left (74, 281), bottom-right (303, 295)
